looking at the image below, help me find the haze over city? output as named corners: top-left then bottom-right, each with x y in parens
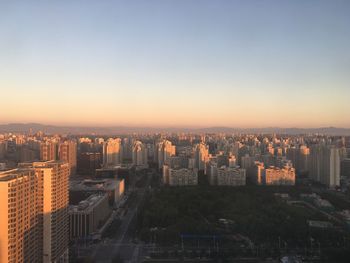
top-left (1, 0), bottom-right (350, 128)
top-left (2, 1), bottom-right (350, 263)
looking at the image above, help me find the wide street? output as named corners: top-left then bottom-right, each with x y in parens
top-left (91, 172), bottom-right (152, 263)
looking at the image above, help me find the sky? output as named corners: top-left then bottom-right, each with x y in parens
top-left (0, 0), bottom-right (349, 128)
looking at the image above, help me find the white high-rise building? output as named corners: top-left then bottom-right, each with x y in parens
top-left (156, 140), bottom-right (176, 169)
top-left (103, 138), bottom-right (123, 167)
top-left (249, 161), bottom-right (265, 184)
top-left (132, 141), bottom-right (148, 167)
top-left (194, 143), bottom-right (209, 170)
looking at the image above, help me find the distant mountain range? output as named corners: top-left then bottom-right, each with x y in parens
top-left (0, 123), bottom-right (350, 135)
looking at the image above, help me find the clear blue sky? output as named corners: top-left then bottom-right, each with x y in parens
top-left (1, 0), bottom-right (349, 127)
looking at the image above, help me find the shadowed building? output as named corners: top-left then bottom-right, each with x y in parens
top-left (77, 152), bottom-right (102, 175)
top-left (163, 165), bottom-right (198, 186)
top-left (69, 194), bottom-right (111, 240)
top-left (310, 145), bottom-right (340, 187)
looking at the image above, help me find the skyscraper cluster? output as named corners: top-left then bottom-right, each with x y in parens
top-left (0, 130), bottom-right (348, 262)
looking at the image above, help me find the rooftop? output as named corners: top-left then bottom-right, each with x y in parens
top-left (69, 194), bottom-right (107, 213)
top-left (70, 178), bottom-right (122, 191)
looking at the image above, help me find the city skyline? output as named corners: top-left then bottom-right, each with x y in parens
top-left (1, 0), bottom-right (349, 127)
top-left (2, 1), bottom-right (350, 262)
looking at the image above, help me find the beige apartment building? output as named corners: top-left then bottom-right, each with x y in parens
top-left (103, 138), bottom-right (123, 167)
top-left (0, 161), bottom-right (70, 263)
top-left (40, 141), bottom-right (58, 161)
top-left (58, 140), bottom-right (77, 176)
top-left (264, 166), bottom-right (296, 186)
top-left (0, 169), bottom-right (42, 263)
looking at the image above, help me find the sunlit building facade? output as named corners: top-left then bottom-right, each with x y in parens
top-left (194, 142), bottom-right (209, 171)
top-left (0, 161), bottom-right (70, 263)
top-left (103, 138), bottom-right (123, 167)
top-left (40, 141), bottom-right (57, 161)
top-left (0, 169), bottom-right (42, 263)
top-left (264, 166), bottom-right (296, 185)
top-left (132, 140), bottom-right (148, 168)
top-left (156, 140), bottom-right (176, 169)
top-left (58, 140), bottom-right (77, 176)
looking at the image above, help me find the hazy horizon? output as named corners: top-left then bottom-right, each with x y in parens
top-left (1, 0), bottom-right (349, 127)
top-left (1, 122), bottom-right (350, 130)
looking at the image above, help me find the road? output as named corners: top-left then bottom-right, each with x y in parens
top-left (91, 173), bottom-right (152, 263)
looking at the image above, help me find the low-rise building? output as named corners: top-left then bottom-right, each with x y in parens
top-left (70, 178), bottom-right (125, 206)
top-left (69, 194), bottom-right (112, 240)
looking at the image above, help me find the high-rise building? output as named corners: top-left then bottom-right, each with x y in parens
top-left (310, 145), bottom-right (340, 187)
top-left (19, 145), bottom-right (37, 162)
top-left (286, 147), bottom-right (298, 170)
top-left (341, 158), bottom-right (350, 178)
top-left (122, 137), bottom-right (132, 161)
top-left (241, 154), bottom-right (255, 170)
top-left (163, 165), bottom-right (198, 186)
top-left (248, 161), bottom-right (295, 186)
top-left (156, 140), bottom-right (175, 169)
top-left (264, 166), bottom-right (296, 185)
top-left (40, 141), bottom-right (57, 161)
top-left (103, 138), bottom-right (123, 167)
top-left (77, 152), bottom-right (102, 175)
top-left (217, 166), bottom-right (246, 186)
top-left (194, 143), bottom-right (209, 170)
top-left (30, 161), bottom-right (70, 262)
top-left (250, 161), bottom-right (265, 184)
top-left (206, 161), bottom-right (218, 185)
top-left (132, 141), bottom-right (148, 167)
top-left (58, 140), bottom-right (77, 176)
top-left (0, 161), bottom-right (70, 263)
top-left (299, 145), bottom-right (310, 172)
top-left (0, 169), bottom-right (43, 263)
top-left (0, 140), bottom-right (6, 159)
top-left (286, 145), bottom-right (310, 172)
